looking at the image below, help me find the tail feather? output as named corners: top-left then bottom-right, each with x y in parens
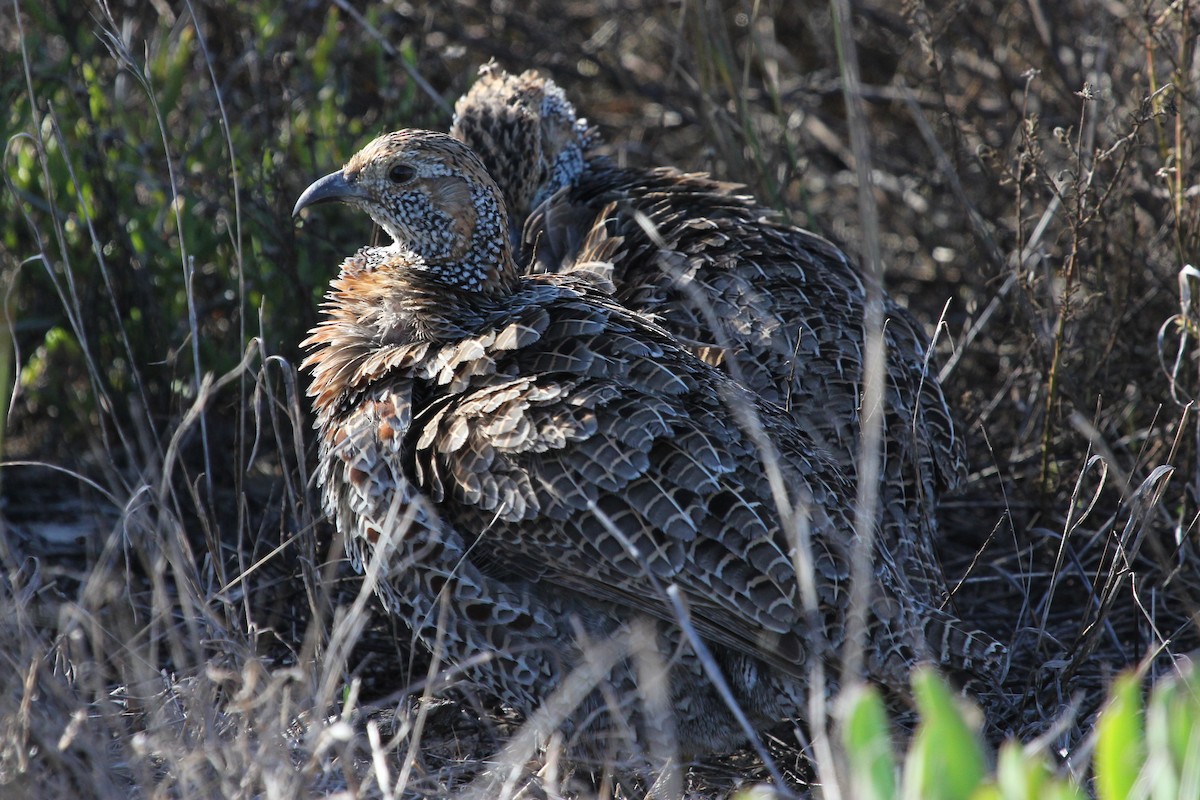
top-left (923, 608), bottom-right (1009, 686)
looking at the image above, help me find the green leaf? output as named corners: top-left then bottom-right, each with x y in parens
top-left (1146, 665), bottom-right (1200, 800)
top-left (970, 787), bottom-right (1002, 800)
top-left (1096, 672), bottom-right (1145, 800)
top-left (989, 740), bottom-right (1086, 800)
top-left (903, 668), bottom-right (986, 800)
top-left (841, 683), bottom-right (897, 800)
top-left (997, 741), bottom-right (1045, 798)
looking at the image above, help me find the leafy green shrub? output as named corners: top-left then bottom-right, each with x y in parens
top-left (839, 664), bottom-right (1200, 800)
top-left (1, 2), bottom-right (433, 446)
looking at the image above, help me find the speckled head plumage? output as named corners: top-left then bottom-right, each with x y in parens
top-left (294, 129), bottom-right (517, 295)
top-left (450, 64), bottom-right (596, 232)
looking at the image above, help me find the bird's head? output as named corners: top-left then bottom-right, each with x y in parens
top-left (294, 129), bottom-right (517, 295)
top-left (450, 65), bottom-right (596, 235)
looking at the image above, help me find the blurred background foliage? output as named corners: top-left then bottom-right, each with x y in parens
top-left (2, 1), bottom-right (441, 459)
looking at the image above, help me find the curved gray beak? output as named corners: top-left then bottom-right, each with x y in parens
top-left (292, 170), bottom-right (367, 218)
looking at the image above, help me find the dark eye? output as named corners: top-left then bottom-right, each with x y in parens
top-left (388, 164), bottom-right (416, 184)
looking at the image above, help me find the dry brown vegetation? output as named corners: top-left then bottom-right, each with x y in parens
top-left (1, 0), bottom-right (1198, 797)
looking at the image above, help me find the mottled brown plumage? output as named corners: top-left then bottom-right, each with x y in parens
top-left (450, 65), bottom-right (969, 612)
top-left (294, 129), bottom-right (1002, 758)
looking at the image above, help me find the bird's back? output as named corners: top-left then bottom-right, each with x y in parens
top-left (527, 162), bottom-right (967, 600)
top-left (451, 68), bottom-right (969, 611)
